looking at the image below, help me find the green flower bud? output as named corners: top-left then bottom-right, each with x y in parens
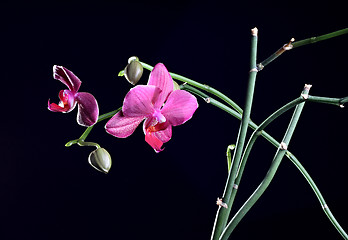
top-left (124, 56), bottom-right (143, 85)
top-left (88, 148), bottom-right (112, 174)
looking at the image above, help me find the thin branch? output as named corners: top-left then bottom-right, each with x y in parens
top-left (211, 27), bottom-right (259, 240)
top-left (183, 83), bottom-right (348, 240)
top-left (258, 28), bottom-right (348, 70)
top-left (219, 84), bottom-right (311, 240)
top-left (292, 28), bottom-right (348, 48)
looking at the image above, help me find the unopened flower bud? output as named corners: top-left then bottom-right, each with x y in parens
top-left (88, 148), bottom-right (112, 174)
top-left (124, 56), bottom-right (143, 85)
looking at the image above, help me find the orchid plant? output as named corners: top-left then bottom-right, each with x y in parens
top-left (48, 28), bottom-right (348, 239)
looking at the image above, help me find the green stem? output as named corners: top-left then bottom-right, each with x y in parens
top-left (97, 107), bottom-right (122, 123)
top-left (292, 28), bottom-right (348, 48)
top-left (308, 96), bottom-right (344, 107)
top-left (257, 38), bottom-right (294, 70)
top-left (77, 140), bottom-right (100, 148)
top-left (227, 85), bottom-right (309, 227)
top-left (258, 28), bottom-right (348, 70)
top-left (182, 83), bottom-right (348, 239)
top-left (287, 152), bottom-right (348, 239)
top-left (340, 96), bottom-right (348, 105)
top-left (211, 27), bottom-right (259, 240)
top-left (65, 107), bottom-right (122, 147)
top-left (219, 85), bottom-right (310, 240)
top-left (182, 84), bottom-right (346, 109)
top-left (181, 85), bottom-right (242, 120)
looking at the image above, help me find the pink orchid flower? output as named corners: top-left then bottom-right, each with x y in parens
top-left (48, 65), bottom-right (99, 127)
top-left (105, 63), bottom-right (198, 152)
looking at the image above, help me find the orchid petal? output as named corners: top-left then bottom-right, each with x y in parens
top-left (161, 90), bottom-right (198, 126)
top-left (122, 85), bottom-right (161, 118)
top-left (53, 65), bottom-right (81, 92)
top-left (105, 111), bottom-right (144, 138)
top-left (147, 63), bottom-right (174, 109)
top-left (75, 92), bottom-right (99, 127)
top-left (48, 89), bottom-right (76, 113)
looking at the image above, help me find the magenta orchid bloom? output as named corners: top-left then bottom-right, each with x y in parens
top-left (105, 63), bottom-right (198, 152)
top-left (48, 65), bottom-right (99, 127)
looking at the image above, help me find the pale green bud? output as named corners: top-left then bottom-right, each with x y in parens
top-left (124, 56), bottom-right (143, 85)
top-left (88, 148), bottom-right (112, 174)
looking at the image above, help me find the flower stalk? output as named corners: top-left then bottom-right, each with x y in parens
top-left (65, 107), bottom-right (122, 147)
top-left (184, 83), bottom-right (348, 237)
top-left (258, 28), bottom-right (348, 70)
top-left (219, 84), bottom-right (311, 240)
top-left (257, 38), bottom-right (294, 70)
top-left (292, 28), bottom-right (348, 48)
top-left (224, 87), bottom-right (307, 220)
top-left (211, 27), bottom-right (259, 240)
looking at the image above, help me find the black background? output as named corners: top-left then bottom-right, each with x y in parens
top-left (2, 1), bottom-right (348, 239)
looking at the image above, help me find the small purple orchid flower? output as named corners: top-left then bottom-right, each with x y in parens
top-left (105, 63), bottom-right (198, 152)
top-left (48, 65), bottom-right (99, 127)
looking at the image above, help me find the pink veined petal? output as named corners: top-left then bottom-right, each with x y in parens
top-left (161, 90), bottom-right (198, 126)
top-left (53, 65), bottom-right (82, 92)
top-left (122, 85), bottom-right (161, 118)
top-left (75, 92), bottom-right (99, 127)
top-left (48, 89), bottom-right (76, 113)
top-left (145, 131), bottom-right (164, 153)
top-left (147, 63), bottom-right (174, 109)
top-left (105, 111), bottom-right (144, 138)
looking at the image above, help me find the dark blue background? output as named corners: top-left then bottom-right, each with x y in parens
top-left (2, 1), bottom-right (347, 239)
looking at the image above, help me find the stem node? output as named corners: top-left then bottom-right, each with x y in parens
top-left (256, 63), bottom-right (264, 71)
top-left (280, 142), bottom-right (288, 150)
top-left (322, 204), bottom-right (329, 210)
top-left (301, 93), bottom-right (309, 99)
top-left (251, 27), bottom-right (258, 36)
top-left (276, 38), bottom-right (295, 55)
top-left (216, 198), bottom-right (228, 209)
